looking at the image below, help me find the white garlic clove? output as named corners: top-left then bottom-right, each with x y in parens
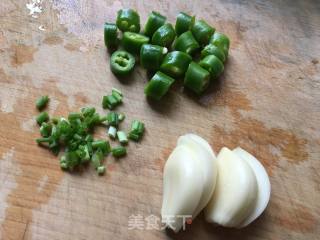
top-left (205, 147), bottom-right (258, 227)
top-left (161, 145), bottom-right (204, 232)
top-left (233, 147), bottom-right (271, 228)
top-left (177, 134), bottom-right (217, 218)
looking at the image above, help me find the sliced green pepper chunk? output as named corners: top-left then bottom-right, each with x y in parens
top-left (122, 32), bottom-right (150, 55)
top-left (104, 23), bottom-right (118, 48)
top-left (191, 20), bottom-right (215, 45)
top-left (184, 62), bottom-right (210, 94)
top-left (201, 44), bottom-right (226, 62)
top-left (151, 23), bottom-right (176, 47)
top-left (199, 55), bottom-right (224, 78)
top-left (144, 11), bottom-right (166, 37)
top-left (110, 50), bottom-right (135, 76)
top-left (210, 32), bottom-right (230, 57)
top-left (175, 12), bottom-right (195, 36)
top-left (144, 71), bottom-right (175, 100)
top-left (173, 31), bottom-right (199, 55)
top-left (36, 112), bottom-right (49, 125)
top-left (116, 9), bottom-right (140, 33)
top-left (140, 44), bottom-right (167, 71)
top-left (160, 51), bottom-right (192, 78)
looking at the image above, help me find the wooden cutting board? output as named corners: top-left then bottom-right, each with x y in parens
top-left (0, 0), bottom-right (319, 239)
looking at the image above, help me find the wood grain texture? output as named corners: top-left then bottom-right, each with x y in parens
top-left (0, 0), bottom-right (319, 239)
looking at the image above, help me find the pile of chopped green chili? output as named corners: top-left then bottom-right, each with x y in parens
top-left (104, 9), bottom-right (230, 99)
top-left (35, 91), bottom-right (144, 175)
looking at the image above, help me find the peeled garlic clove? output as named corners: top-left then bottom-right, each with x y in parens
top-left (233, 147), bottom-right (271, 228)
top-left (205, 147), bottom-right (258, 227)
top-left (177, 134), bottom-right (217, 218)
top-left (161, 145), bottom-right (204, 232)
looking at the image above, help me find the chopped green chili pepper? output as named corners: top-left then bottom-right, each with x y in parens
top-left (151, 23), bottom-right (176, 47)
top-left (107, 112), bottom-right (119, 127)
top-left (36, 95), bottom-right (49, 110)
top-left (201, 44), bottom-right (226, 62)
top-left (102, 95), bottom-right (118, 110)
top-left (108, 126), bottom-right (117, 139)
top-left (112, 146), bottom-right (127, 157)
top-left (122, 32), bottom-right (150, 55)
top-left (110, 50), bottom-right (135, 76)
top-left (91, 149), bottom-right (104, 169)
top-left (128, 120), bottom-right (144, 141)
top-left (210, 32), bottom-right (230, 57)
top-left (184, 62), bottom-right (211, 94)
top-left (175, 12), bottom-right (195, 36)
top-left (40, 122), bottom-right (52, 137)
top-left (144, 11), bottom-right (166, 37)
top-left (92, 140), bottom-right (111, 154)
top-left (160, 51), bottom-right (192, 77)
top-left (118, 113), bottom-right (125, 121)
top-left (199, 55), bottom-right (224, 78)
top-left (116, 9), bottom-right (140, 33)
top-left (144, 71), bottom-right (175, 100)
top-left (36, 112), bottom-right (49, 125)
top-left (104, 23), bottom-right (118, 48)
top-left (173, 31), bottom-right (199, 55)
top-left (97, 165), bottom-right (106, 175)
top-left (191, 20), bottom-right (215, 45)
top-left (140, 44), bottom-right (167, 71)
top-left (117, 131), bottom-right (128, 144)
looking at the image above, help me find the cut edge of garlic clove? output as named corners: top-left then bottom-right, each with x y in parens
top-left (233, 147), bottom-right (271, 228)
top-left (177, 134), bottom-right (218, 218)
top-left (161, 144), bottom-right (204, 232)
top-left (204, 147), bottom-right (258, 227)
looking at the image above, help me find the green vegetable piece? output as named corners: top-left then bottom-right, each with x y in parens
top-left (173, 31), bottom-right (199, 55)
top-left (184, 62), bottom-right (211, 94)
top-left (175, 12), bottom-right (195, 36)
top-left (36, 112), bottom-right (49, 125)
top-left (110, 50), bottom-right (135, 76)
top-left (191, 20), bottom-right (215, 45)
top-left (108, 126), bottom-right (117, 139)
top-left (102, 95), bottom-right (119, 110)
top-left (112, 146), bottom-right (127, 158)
top-left (112, 88), bottom-right (123, 102)
top-left (144, 11), bottom-right (166, 37)
top-left (160, 51), bottom-right (192, 78)
top-left (118, 113), bottom-right (125, 121)
top-left (117, 131), bottom-right (128, 145)
top-left (128, 120), bottom-right (144, 141)
top-left (140, 44), bottom-right (167, 71)
top-left (36, 95), bottom-right (49, 110)
top-left (68, 112), bottom-right (82, 122)
top-left (91, 149), bottom-right (104, 169)
top-left (81, 107), bottom-right (96, 117)
top-left (210, 32), bottom-right (230, 57)
top-left (40, 122), bottom-right (52, 137)
top-left (199, 55), bottom-right (224, 78)
top-left (144, 71), bottom-right (175, 100)
top-left (107, 112), bottom-right (119, 127)
top-left (201, 44), bottom-right (226, 62)
top-left (116, 9), bottom-right (140, 33)
top-left (122, 32), bottom-right (150, 55)
top-left (97, 165), bottom-right (106, 175)
top-left (104, 23), bottom-right (118, 48)
top-left (151, 23), bottom-right (176, 47)
top-left (76, 145), bottom-right (91, 163)
top-left (92, 140), bottom-right (111, 154)
top-left (60, 151), bottom-right (80, 170)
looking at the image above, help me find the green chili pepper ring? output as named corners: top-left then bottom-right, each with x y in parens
top-left (175, 12), bottom-right (195, 36)
top-left (116, 9), bottom-right (140, 33)
top-left (201, 44), bottom-right (226, 62)
top-left (210, 32), bottom-right (230, 57)
top-left (199, 55), bottom-right (224, 78)
top-left (144, 71), bottom-right (175, 100)
top-left (191, 20), bottom-right (215, 45)
top-left (104, 23), bottom-right (118, 48)
top-left (151, 23), bottom-right (176, 47)
top-left (140, 44), bottom-right (167, 71)
top-left (122, 32), bottom-right (150, 54)
top-left (160, 51), bottom-right (192, 78)
top-left (110, 50), bottom-right (135, 76)
top-left (173, 31), bottom-right (199, 55)
top-left (144, 11), bottom-right (166, 37)
top-left (184, 62), bottom-right (211, 94)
